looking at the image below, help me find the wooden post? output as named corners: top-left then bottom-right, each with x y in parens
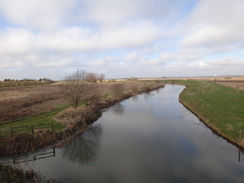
top-left (239, 148), bottom-right (241, 162)
top-left (239, 130), bottom-right (242, 142)
top-left (10, 127), bottom-right (13, 137)
top-left (31, 125), bottom-right (34, 135)
top-left (51, 123), bottom-right (54, 141)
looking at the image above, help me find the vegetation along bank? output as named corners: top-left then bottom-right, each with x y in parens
top-left (0, 79), bottom-right (164, 156)
top-left (174, 80), bottom-right (244, 149)
top-left (0, 163), bottom-right (55, 183)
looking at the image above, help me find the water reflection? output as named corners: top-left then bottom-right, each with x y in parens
top-left (131, 95), bottom-right (138, 101)
top-left (62, 124), bottom-right (102, 165)
top-left (0, 148), bottom-right (55, 165)
top-left (109, 103), bottom-right (125, 115)
top-left (143, 91), bottom-right (154, 100)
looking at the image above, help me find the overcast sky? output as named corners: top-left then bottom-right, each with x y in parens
top-left (0, 0), bottom-right (243, 80)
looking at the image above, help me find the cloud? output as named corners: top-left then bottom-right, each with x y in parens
top-left (0, 0), bottom-right (243, 80)
top-left (75, 0), bottom-right (185, 26)
top-left (0, 0), bottom-right (75, 30)
top-left (189, 58), bottom-right (244, 74)
top-left (0, 28), bottom-right (35, 54)
top-left (179, 0), bottom-right (244, 49)
top-left (0, 21), bottom-right (160, 55)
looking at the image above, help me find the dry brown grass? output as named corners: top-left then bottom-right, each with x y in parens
top-left (0, 81), bottom-right (160, 124)
top-left (0, 85), bottom-right (67, 123)
top-left (216, 82), bottom-right (244, 90)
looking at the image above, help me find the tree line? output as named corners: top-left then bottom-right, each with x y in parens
top-left (0, 78), bottom-right (54, 87)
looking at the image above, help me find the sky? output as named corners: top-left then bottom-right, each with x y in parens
top-left (0, 0), bottom-right (244, 80)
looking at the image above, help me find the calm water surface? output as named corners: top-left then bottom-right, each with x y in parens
top-left (1, 85), bottom-right (244, 182)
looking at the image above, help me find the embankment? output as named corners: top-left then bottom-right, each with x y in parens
top-left (177, 80), bottom-right (244, 149)
top-left (0, 83), bottom-right (164, 156)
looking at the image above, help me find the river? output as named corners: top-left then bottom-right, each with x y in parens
top-left (1, 84), bottom-right (243, 182)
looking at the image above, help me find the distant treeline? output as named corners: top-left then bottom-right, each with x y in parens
top-left (0, 78), bottom-right (55, 87)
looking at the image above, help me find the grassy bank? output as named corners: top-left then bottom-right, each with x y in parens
top-left (0, 107), bottom-right (66, 138)
top-left (175, 80), bottom-right (244, 148)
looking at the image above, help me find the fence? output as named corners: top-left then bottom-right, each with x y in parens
top-left (5, 123), bottom-right (54, 137)
top-left (0, 148), bottom-right (56, 165)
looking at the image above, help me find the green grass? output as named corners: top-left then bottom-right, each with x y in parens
top-left (175, 80), bottom-right (244, 144)
top-left (0, 100), bottom-right (90, 138)
top-left (0, 107), bottom-right (67, 137)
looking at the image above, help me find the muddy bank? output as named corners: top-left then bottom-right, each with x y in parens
top-left (0, 83), bottom-right (164, 156)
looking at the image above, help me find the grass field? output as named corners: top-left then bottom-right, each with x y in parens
top-left (0, 107), bottom-right (67, 138)
top-left (176, 80), bottom-right (244, 147)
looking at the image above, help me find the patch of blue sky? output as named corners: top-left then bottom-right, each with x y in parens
top-left (179, 0), bottom-right (199, 17)
top-left (154, 38), bottom-right (180, 53)
top-left (162, 0), bottom-right (198, 31)
top-left (0, 17), bottom-right (12, 29)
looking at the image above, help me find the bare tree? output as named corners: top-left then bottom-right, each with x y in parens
top-left (85, 72), bottom-right (98, 83)
top-left (97, 74), bottom-right (105, 83)
top-left (60, 69), bottom-right (96, 108)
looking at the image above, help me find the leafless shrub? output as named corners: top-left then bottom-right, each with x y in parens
top-left (60, 69), bottom-right (97, 108)
top-left (85, 72), bottom-right (98, 83)
top-left (97, 73), bottom-right (105, 83)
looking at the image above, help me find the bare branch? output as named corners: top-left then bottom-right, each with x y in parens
top-left (60, 69), bottom-right (97, 108)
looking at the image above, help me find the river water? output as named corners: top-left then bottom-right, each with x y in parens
top-left (1, 84), bottom-right (244, 182)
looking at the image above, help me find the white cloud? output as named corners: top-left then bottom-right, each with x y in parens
top-left (98, 21), bottom-right (160, 49)
top-left (0, 21), bottom-right (160, 56)
top-left (0, 0), bottom-right (243, 80)
top-left (75, 0), bottom-right (182, 26)
top-left (179, 0), bottom-right (244, 49)
top-left (175, 49), bottom-right (204, 61)
top-left (189, 58), bottom-right (244, 74)
top-left (34, 58), bottom-right (72, 68)
top-left (0, 60), bottom-right (25, 68)
top-left (142, 53), bottom-right (172, 65)
top-left (0, 28), bottom-right (35, 54)
top-left (0, 0), bottom-right (75, 30)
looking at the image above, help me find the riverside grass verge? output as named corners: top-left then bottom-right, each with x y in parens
top-left (173, 80), bottom-right (244, 149)
top-left (0, 107), bottom-right (67, 137)
top-left (0, 81), bottom-right (164, 156)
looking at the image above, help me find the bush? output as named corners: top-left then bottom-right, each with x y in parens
top-left (126, 78), bottom-right (137, 81)
top-left (107, 79), bottom-right (116, 82)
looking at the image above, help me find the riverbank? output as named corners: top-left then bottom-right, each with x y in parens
top-left (0, 164), bottom-right (55, 183)
top-left (0, 81), bottom-right (164, 156)
top-left (175, 80), bottom-right (244, 149)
